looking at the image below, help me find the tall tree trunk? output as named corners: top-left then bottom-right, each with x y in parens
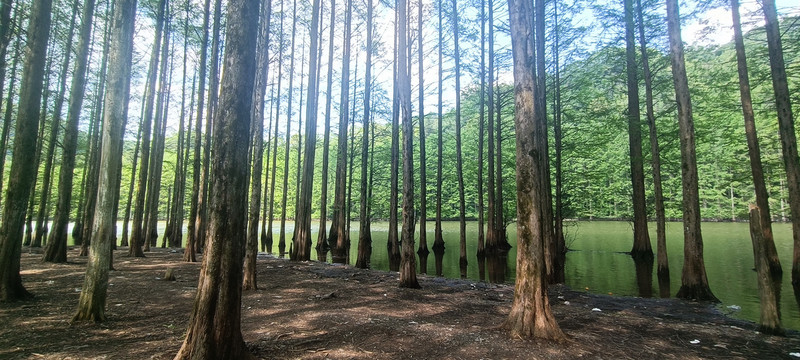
top-left (194, 0), bottom-right (222, 254)
top-left (0, 0), bottom-right (52, 300)
top-left (635, 0), bottom-right (667, 278)
top-left (77, 60), bottom-right (105, 256)
top-left (552, 0), bottom-right (566, 282)
top-left (503, 0), bottom-right (565, 339)
top-left (747, 205), bottom-right (784, 335)
top-left (0, 38), bottom-right (21, 210)
top-left (432, 0), bottom-right (445, 276)
top-left (244, 0), bottom-right (272, 289)
top-left (761, 0), bottom-right (800, 285)
top-left (451, 0), bottom-right (467, 279)
top-left (72, 0), bottom-right (136, 320)
top-left (416, 0), bottom-right (428, 275)
top-left (398, 0), bottom-right (419, 288)
top-left (624, 0), bottom-right (652, 260)
top-left (279, 0), bottom-right (300, 258)
top-left (43, 0), bottom-right (96, 263)
top-left (266, 0), bottom-right (285, 255)
top-left (356, 0), bottom-right (372, 268)
top-left (477, 0), bottom-right (486, 272)
top-left (667, 0), bottom-right (717, 302)
top-left (33, 0), bottom-right (78, 248)
top-left (174, 0), bottom-right (258, 354)
top-left (185, 0), bottom-right (212, 262)
top-left (386, 0), bottom-right (401, 272)
top-left (316, 0), bottom-right (335, 261)
top-left (129, 0), bottom-right (167, 257)
top-left (486, 0), bottom-right (495, 254)
top-left (121, 114), bottom-right (144, 248)
top-left (731, 0), bottom-right (781, 278)
top-left (292, 0), bottom-right (319, 262)
top-left (328, 0), bottom-right (353, 264)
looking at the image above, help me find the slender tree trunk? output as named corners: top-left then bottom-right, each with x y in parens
top-left (624, 0), bottom-right (652, 260)
top-left (279, 0), bottom-right (300, 258)
top-left (477, 0), bottom-right (486, 272)
top-left (730, 0), bottom-right (781, 277)
top-left (174, 0), bottom-right (258, 354)
top-left (43, 0), bottom-right (96, 263)
top-left (451, 0), bottom-right (467, 279)
top-left (761, 0), bottom-right (800, 285)
top-left (77, 61), bottom-right (105, 256)
top-left (266, 0), bottom-right (285, 255)
top-left (398, 0), bottom-right (419, 288)
top-left (432, 0), bottom-right (445, 276)
top-left (316, 0), bottom-right (335, 261)
top-left (129, 0), bottom-right (166, 257)
top-left (0, 39), bottom-right (21, 210)
top-left (121, 115), bottom-right (143, 247)
top-left (292, 0), bottom-right (319, 262)
top-left (552, 0), bottom-right (566, 282)
top-left (503, 0), bottom-right (565, 338)
top-left (667, 0), bottom-right (717, 302)
top-left (356, 0), bottom-right (373, 268)
top-left (486, 0), bottom-right (496, 254)
top-left (72, 0), bottom-right (136, 320)
top-left (33, 0), bottom-right (78, 248)
top-left (386, 0), bottom-right (401, 272)
top-left (328, 0), bottom-right (353, 264)
top-left (635, 0), bottom-right (667, 278)
top-left (0, 0), bottom-right (52, 300)
top-left (185, 0), bottom-right (211, 262)
top-left (416, 0), bottom-right (428, 274)
top-left (243, 0), bottom-right (272, 289)
top-left (747, 204), bottom-right (784, 335)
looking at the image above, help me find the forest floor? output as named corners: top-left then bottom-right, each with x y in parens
top-left (1, 247), bottom-right (799, 359)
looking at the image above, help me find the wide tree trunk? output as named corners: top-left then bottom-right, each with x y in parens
top-left (624, 0), bottom-right (652, 260)
top-left (43, 0), bottom-right (96, 263)
top-left (667, 0), bottom-right (717, 302)
top-left (174, 0), bottom-right (258, 355)
top-left (761, 0), bottom-right (800, 284)
top-left (503, 0), bottom-right (565, 339)
top-left (0, 0), bottom-right (52, 301)
top-left (72, 0), bottom-right (136, 320)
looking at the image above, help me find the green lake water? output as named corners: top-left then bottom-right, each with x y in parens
top-left (94, 219), bottom-right (800, 331)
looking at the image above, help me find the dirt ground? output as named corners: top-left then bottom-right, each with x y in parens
top-left (1, 247), bottom-right (799, 360)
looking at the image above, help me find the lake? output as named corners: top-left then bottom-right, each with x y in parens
top-left (65, 219), bottom-right (800, 330)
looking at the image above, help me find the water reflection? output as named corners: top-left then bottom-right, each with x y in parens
top-left (633, 256), bottom-right (653, 298)
top-left (487, 251), bottom-right (509, 284)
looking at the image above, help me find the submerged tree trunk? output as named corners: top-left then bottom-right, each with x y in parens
top-left (624, 0), bottom-right (652, 260)
top-left (761, 0), bottom-right (800, 285)
top-left (503, 0), bottom-right (565, 339)
top-left (451, 0), bottom-right (467, 279)
top-left (748, 205), bottom-right (784, 335)
top-left (667, 0), bottom-right (717, 302)
top-left (0, 0), bottom-right (52, 301)
top-left (174, 0), bottom-right (258, 355)
top-left (432, 0), bottom-right (445, 276)
top-left (72, 0), bottom-right (136, 320)
top-left (635, 0), bottom-right (667, 277)
top-left (386, 1), bottom-right (401, 272)
top-left (416, 0), bottom-right (428, 275)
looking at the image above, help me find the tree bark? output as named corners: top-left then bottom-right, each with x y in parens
top-left (667, 0), bottom-right (717, 302)
top-left (624, 0), bottom-right (652, 260)
top-left (451, 0), bottom-right (467, 279)
top-left (503, 0), bottom-right (565, 339)
top-left (266, 0), bottom-right (286, 255)
top-left (328, 0), bottom-right (353, 264)
top-left (432, 0), bottom-right (445, 276)
top-left (279, 0), bottom-right (300, 258)
top-left (761, 0), bottom-right (800, 285)
top-left (0, 0), bottom-right (52, 300)
top-left (72, 0), bottom-right (136, 320)
top-left (356, 0), bottom-right (373, 269)
top-left (316, 0), bottom-right (336, 262)
top-left (748, 205), bottom-right (784, 335)
top-left (174, 0), bottom-right (258, 355)
top-left (416, 0), bottom-right (428, 275)
top-left (43, 0), bottom-right (96, 263)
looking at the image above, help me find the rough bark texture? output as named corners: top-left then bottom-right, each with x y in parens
top-left (398, 0), bottom-right (419, 289)
top-left (244, 0), bottom-right (272, 290)
top-left (635, 0), bottom-right (668, 277)
top-left (761, 0), bottom-right (800, 285)
top-left (328, 0), bottom-right (353, 265)
top-left (503, 0), bottom-right (565, 339)
top-left (72, 0), bottom-right (136, 320)
top-left (748, 205), bottom-right (784, 335)
top-left (44, 0), bottom-right (96, 263)
top-left (0, 0), bottom-right (52, 301)
top-left (173, 0), bottom-right (258, 354)
top-left (293, 0), bottom-right (320, 262)
top-left (316, 0), bottom-right (336, 262)
top-left (624, 0), bottom-right (652, 260)
top-left (356, 0), bottom-right (373, 270)
top-left (731, 0), bottom-right (781, 277)
top-left (666, 0), bottom-right (717, 302)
